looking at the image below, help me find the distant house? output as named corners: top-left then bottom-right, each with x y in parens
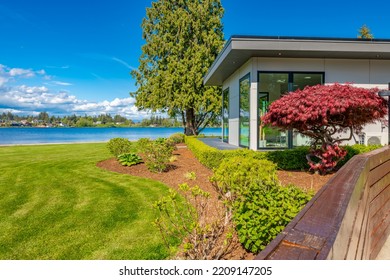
top-left (204, 36), bottom-right (390, 150)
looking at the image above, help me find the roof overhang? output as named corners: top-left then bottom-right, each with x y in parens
top-left (204, 36), bottom-right (390, 86)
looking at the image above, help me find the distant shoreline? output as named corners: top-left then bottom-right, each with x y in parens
top-left (0, 141), bottom-right (109, 147)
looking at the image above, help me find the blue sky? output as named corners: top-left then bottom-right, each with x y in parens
top-left (1, 0), bottom-right (390, 120)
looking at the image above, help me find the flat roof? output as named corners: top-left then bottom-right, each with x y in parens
top-left (204, 35), bottom-right (390, 86)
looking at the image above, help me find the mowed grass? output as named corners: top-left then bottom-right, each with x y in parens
top-left (0, 143), bottom-right (173, 260)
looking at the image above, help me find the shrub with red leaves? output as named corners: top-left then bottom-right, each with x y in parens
top-left (262, 83), bottom-right (387, 174)
top-left (307, 143), bottom-right (347, 174)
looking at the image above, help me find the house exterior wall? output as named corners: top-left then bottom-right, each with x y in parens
top-left (224, 57), bottom-right (390, 149)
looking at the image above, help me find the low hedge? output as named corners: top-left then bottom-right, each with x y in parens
top-left (184, 136), bottom-right (230, 169)
top-left (185, 136), bottom-right (381, 171)
top-left (338, 144), bottom-right (382, 167)
top-left (184, 136), bottom-right (307, 170)
top-left (265, 147), bottom-right (309, 170)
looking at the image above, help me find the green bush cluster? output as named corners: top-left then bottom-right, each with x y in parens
top-left (142, 138), bottom-right (175, 173)
top-left (212, 156), bottom-right (312, 253)
top-left (211, 156), bottom-right (278, 197)
top-left (136, 138), bottom-right (152, 153)
top-left (107, 137), bottom-right (133, 157)
top-left (117, 153), bottom-right (142, 167)
top-left (234, 184), bottom-right (312, 253)
top-left (265, 147), bottom-right (309, 170)
top-left (168, 133), bottom-right (185, 144)
top-left (338, 144), bottom-right (382, 167)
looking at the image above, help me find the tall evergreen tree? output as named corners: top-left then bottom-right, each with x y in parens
top-left (131, 0), bottom-right (224, 135)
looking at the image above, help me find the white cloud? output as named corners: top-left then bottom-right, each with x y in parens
top-left (0, 65), bottom-right (46, 86)
top-left (0, 64), bottom-right (148, 119)
top-left (9, 68), bottom-right (35, 77)
top-left (112, 57), bottom-right (136, 70)
top-left (72, 96), bottom-right (146, 119)
top-left (46, 65), bottom-right (70, 69)
top-left (53, 81), bottom-right (72, 86)
top-left (0, 82), bottom-right (146, 119)
top-left (0, 76), bottom-right (8, 86)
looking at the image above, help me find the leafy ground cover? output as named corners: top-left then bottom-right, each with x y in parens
top-left (0, 143), bottom-right (174, 260)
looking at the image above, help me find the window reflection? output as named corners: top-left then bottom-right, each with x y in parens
top-left (222, 88), bottom-right (229, 143)
top-left (258, 72), bottom-right (324, 149)
top-left (258, 73), bottom-right (289, 148)
top-left (239, 74), bottom-right (250, 147)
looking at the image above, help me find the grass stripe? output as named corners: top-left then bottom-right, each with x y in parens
top-left (0, 143), bottom-right (175, 259)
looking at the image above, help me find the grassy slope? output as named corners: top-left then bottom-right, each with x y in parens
top-left (0, 143), bottom-right (172, 260)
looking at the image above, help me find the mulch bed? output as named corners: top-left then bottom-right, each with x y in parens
top-left (97, 144), bottom-right (333, 259)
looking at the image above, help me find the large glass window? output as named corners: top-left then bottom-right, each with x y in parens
top-left (258, 73), bottom-right (289, 148)
top-left (258, 72), bottom-right (324, 149)
top-left (222, 88), bottom-right (229, 143)
top-left (239, 74), bottom-right (250, 148)
top-left (292, 73), bottom-right (324, 90)
top-left (292, 73), bottom-right (324, 147)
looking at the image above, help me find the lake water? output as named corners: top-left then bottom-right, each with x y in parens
top-left (0, 127), bottom-right (221, 145)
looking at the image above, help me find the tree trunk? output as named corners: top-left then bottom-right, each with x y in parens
top-left (184, 108), bottom-right (198, 136)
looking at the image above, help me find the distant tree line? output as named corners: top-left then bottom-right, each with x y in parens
top-left (0, 111), bottom-right (190, 128)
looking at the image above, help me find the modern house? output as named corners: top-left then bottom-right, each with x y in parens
top-left (204, 36), bottom-right (390, 150)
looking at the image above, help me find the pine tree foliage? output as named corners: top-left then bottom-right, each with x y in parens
top-left (358, 24), bottom-right (374, 39)
top-left (131, 0), bottom-right (225, 135)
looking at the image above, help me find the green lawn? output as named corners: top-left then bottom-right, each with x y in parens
top-left (0, 143), bottom-right (173, 260)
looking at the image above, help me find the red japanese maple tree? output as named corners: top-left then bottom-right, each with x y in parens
top-left (262, 83), bottom-right (387, 174)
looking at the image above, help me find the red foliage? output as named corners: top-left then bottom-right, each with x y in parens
top-left (262, 83), bottom-right (388, 174)
top-left (307, 144), bottom-right (347, 174)
top-left (262, 83), bottom-right (387, 133)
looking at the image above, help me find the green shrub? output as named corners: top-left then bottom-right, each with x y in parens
top-left (136, 138), bottom-right (152, 153)
top-left (265, 147), bottom-right (309, 170)
top-left (107, 137), bottom-right (133, 157)
top-left (168, 133), bottom-right (185, 144)
top-left (212, 156), bottom-right (312, 254)
top-left (184, 171), bottom-right (197, 180)
top-left (117, 153), bottom-right (142, 166)
top-left (338, 144), bottom-right (382, 168)
top-left (211, 156), bottom-right (278, 197)
top-left (184, 136), bottom-right (222, 169)
top-left (234, 184), bottom-right (312, 253)
top-left (155, 137), bottom-right (167, 144)
top-left (143, 139), bottom-right (175, 173)
top-left (184, 136), bottom-right (246, 169)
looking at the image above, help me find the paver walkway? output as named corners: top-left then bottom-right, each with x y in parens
top-left (198, 138), bottom-right (240, 150)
